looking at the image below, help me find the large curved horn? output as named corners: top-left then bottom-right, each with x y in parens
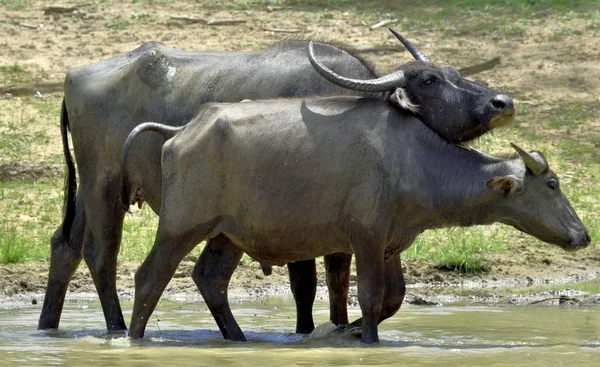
top-left (308, 42), bottom-right (406, 92)
top-left (388, 28), bottom-right (431, 62)
top-left (510, 142), bottom-right (548, 175)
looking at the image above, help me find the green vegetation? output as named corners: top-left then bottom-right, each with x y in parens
top-left (0, 0), bottom-right (31, 11)
top-left (0, 0), bottom-right (597, 275)
top-left (106, 21), bottom-right (132, 30)
top-left (0, 177), bottom-right (59, 263)
top-left (0, 225), bottom-right (26, 263)
top-left (0, 63), bottom-right (31, 86)
top-left (406, 227), bottom-right (509, 274)
top-left (0, 96), bottom-right (62, 163)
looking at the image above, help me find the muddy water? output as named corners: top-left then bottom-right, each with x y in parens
top-left (1, 296), bottom-right (598, 366)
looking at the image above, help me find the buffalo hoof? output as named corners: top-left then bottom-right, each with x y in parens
top-left (334, 324), bottom-right (362, 338)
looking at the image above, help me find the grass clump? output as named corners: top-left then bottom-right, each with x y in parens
top-left (405, 227), bottom-right (508, 274)
top-left (0, 0), bottom-right (31, 11)
top-left (0, 225), bottom-right (27, 263)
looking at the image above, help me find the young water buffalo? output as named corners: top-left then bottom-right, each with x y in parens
top-left (42, 31), bottom-right (514, 334)
top-left (121, 61), bottom-right (589, 343)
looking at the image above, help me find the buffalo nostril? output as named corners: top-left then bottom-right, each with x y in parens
top-left (491, 94), bottom-right (514, 112)
top-left (585, 232), bottom-right (591, 244)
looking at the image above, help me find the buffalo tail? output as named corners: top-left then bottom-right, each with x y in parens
top-left (59, 99), bottom-right (77, 246)
top-left (120, 122), bottom-right (184, 211)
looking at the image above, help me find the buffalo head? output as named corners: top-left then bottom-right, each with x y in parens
top-left (307, 29), bottom-right (516, 143)
top-left (487, 143), bottom-right (590, 251)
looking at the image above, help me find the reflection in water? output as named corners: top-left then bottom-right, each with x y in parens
top-left (0, 295), bottom-right (599, 366)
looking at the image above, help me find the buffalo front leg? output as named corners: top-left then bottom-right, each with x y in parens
top-left (38, 192), bottom-right (86, 329)
top-left (192, 235), bottom-right (246, 341)
top-left (349, 254), bottom-right (405, 328)
top-left (324, 252), bottom-right (352, 326)
top-left (287, 259), bottom-right (317, 334)
top-left (81, 187), bottom-right (127, 331)
top-left (129, 229), bottom-right (200, 339)
top-left (354, 248), bottom-right (385, 344)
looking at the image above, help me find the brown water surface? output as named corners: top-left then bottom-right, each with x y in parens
top-left (0, 294), bottom-right (598, 366)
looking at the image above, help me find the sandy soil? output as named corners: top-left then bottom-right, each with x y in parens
top-left (0, 1), bottom-right (599, 305)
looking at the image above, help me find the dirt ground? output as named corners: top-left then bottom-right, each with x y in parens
top-left (0, 1), bottom-right (599, 305)
top-left (2, 244), bottom-right (600, 306)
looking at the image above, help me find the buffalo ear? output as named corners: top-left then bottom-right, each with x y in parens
top-left (389, 88), bottom-right (419, 113)
top-left (487, 175), bottom-right (523, 197)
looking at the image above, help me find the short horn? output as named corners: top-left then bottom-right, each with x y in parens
top-left (510, 142), bottom-right (547, 175)
top-left (388, 28), bottom-right (430, 62)
top-left (308, 42), bottom-right (406, 92)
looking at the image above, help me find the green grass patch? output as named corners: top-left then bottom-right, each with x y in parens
top-left (0, 224), bottom-right (27, 263)
top-left (226, 0), bottom-right (599, 22)
top-left (405, 227), bottom-right (509, 274)
top-left (0, 96), bottom-right (62, 163)
top-left (106, 21), bottom-right (132, 30)
top-left (120, 207), bottom-right (159, 260)
top-left (0, 0), bottom-right (31, 10)
top-left (0, 62), bottom-right (32, 86)
top-left (0, 222), bottom-right (52, 263)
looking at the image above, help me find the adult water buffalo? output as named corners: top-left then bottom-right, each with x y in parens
top-left (121, 55), bottom-right (589, 342)
top-left (40, 31), bottom-right (515, 334)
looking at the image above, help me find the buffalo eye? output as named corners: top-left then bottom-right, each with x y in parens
top-left (547, 180), bottom-right (559, 190)
top-left (422, 78), bottom-right (435, 86)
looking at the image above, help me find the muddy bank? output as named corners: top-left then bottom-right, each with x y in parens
top-left (2, 243), bottom-right (600, 307)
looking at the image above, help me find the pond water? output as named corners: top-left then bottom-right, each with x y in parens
top-left (0, 295), bottom-right (598, 366)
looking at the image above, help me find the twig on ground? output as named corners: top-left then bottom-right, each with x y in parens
top-left (261, 27), bottom-right (304, 33)
top-left (170, 16), bottom-right (209, 24)
top-left (207, 18), bottom-right (246, 26)
top-left (527, 295), bottom-right (580, 305)
top-left (369, 19), bottom-right (397, 30)
top-left (43, 4), bottom-right (91, 15)
top-left (0, 81), bottom-right (63, 96)
top-left (7, 20), bottom-right (39, 29)
top-left (169, 16), bottom-right (246, 26)
top-left (458, 57), bottom-right (501, 76)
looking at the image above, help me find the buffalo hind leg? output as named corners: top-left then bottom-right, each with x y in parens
top-left (349, 254), bottom-right (405, 328)
top-left (324, 252), bottom-right (352, 325)
top-left (192, 235), bottom-right (246, 341)
top-left (38, 193), bottom-right (86, 329)
top-left (129, 229), bottom-right (202, 339)
top-left (287, 259), bottom-right (317, 334)
top-left (81, 186), bottom-right (127, 331)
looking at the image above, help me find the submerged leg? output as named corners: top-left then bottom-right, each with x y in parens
top-left (324, 252), bottom-right (352, 325)
top-left (349, 255), bottom-right (405, 327)
top-left (81, 185), bottom-right (127, 331)
top-left (38, 193), bottom-right (86, 329)
top-left (192, 235), bottom-right (246, 341)
top-left (129, 228), bottom-right (200, 339)
top-left (287, 259), bottom-right (317, 334)
top-left (354, 248), bottom-right (385, 344)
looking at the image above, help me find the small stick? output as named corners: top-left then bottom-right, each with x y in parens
top-left (43, 4), bottom-right (91, 15)
top-left (369, 19), bottom-right (397, 30)
top-left (527, 295), bottom-right (580, 305)
top-left (262, 27), bottom-right (303, 33)
top-left (458, 56), bottom-right (501, 77)
top-left (0, 81), bottom-right (63, 96)
top-left (169, 16), bottom-right (208, 24)
top-left (206, 18), bottom-right (246, 26)
top-left (169, 16), bottom-right (246, 26)
top-left (18, 22), bottom-right (39, 29)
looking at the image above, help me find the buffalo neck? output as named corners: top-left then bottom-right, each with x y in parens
top-left (389, 118), bottom-right (524, 231)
